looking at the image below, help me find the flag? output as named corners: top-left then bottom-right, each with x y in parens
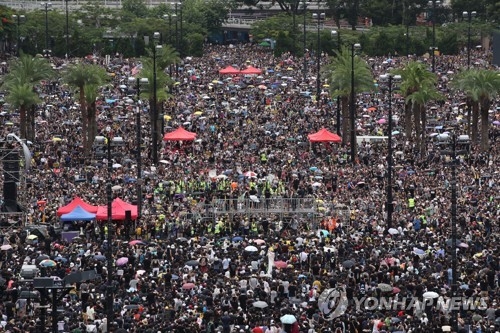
top-left (131, 63), bottom-right (143, 76)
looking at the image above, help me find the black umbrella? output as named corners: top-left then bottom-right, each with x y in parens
top-left (185, 260), bottom-right (199, 267)
top-left (445, 239), bottom-right (462, 247)
top-left (342, 260), bottom-right (355, 268)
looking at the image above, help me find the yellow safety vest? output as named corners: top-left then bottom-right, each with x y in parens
top-left (408, 198), bottom-right (415, 208)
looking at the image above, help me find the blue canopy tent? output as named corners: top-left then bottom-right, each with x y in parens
top-left (60, 205), bottom-right (96, 222)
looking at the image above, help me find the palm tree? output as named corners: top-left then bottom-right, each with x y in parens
top-left (393, 61), bottom-right (438, 153)
top-left (3, 53), bottom-right (53, 140)
top-left (325, 46), bottom-right (373, 147)
top-left (404, 86), bottom-right (444, 155)
top-left (5, 83), bottom-right (40, 139)
top-left (63, 63), bottom-right (109, 154)
top-left (84, 84), bottom-right (101, 150)
top-left (451, 69), bottom-right (500, 150)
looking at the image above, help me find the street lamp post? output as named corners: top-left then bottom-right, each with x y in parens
top-left (312, 9), bottom-right (325, 100)
top-left (428, 0), bottom-right (440, 72)
top-left (429, 46), bottom-right (438, 72)
top-left (64, 0), bottom-right (70, 58)
top-left (350, 43), bottom-right (361, 164)
top-left (438, 132), bottom-right (465, 333)
top-left (179, 2), bottom-right (183, 58)
top-left (302, 0), bottom-right (307, 81)
top-left (331, 30), bottom-right (341, 136)
top-left (11, 14), bottom-right (25, 56)
top-left (462, 11), bottom-right (476, 69)
top-left (405, 25), bottom-right (409, 57)
top-left (379, 73), bottom-right (401, 230)
top-left (41, 2), bottom-right (52, 53)
top-left (105, 133), bottom-right (113, 333)
top-left (128, 77), bottom-right (148, 222)
top-left (151, 32), bottom-right (162, 165)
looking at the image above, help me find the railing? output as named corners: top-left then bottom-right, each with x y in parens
top-left (223, 17), bottom-right (369, 31)
top-left (0, 212), bottom-right (26, 229)
top-left (209, 197), bottom-right (318, 215)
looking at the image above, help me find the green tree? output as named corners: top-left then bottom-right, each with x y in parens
top-left (63, 63), bottom-right (110, 154)
top-left (122, 0), bottom-right (149, 18)
top-left (3, 53), bottom-right (53, 140)
top-left (84, 84), bottom-right (101, 150)
top-left (141, 44), bottom-right (179, 147)
top-left (5, 83), bottom-right (40, 140)
top-left (324, 46), bottom-right (373, 152)
top-left (393, 61), bottom-right (440, 153)
top-left (451, 69), bottom-right (500, 151)
top-left (404, 85), bottom-right (444, 154)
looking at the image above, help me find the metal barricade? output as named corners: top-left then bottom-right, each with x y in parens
top-left (209, 197), bottom-right (316, 214)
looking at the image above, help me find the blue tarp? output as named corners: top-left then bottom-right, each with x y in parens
top-left (60, 205), bottom-right (96, 222)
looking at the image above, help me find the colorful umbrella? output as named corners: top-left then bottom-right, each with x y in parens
top-left (182, 282), bottom-right (195, 290)
top-left (116, 257), bottom-right (129, 266)
top-left (39, 259), bottom-right (57, 267)
top-left (274, 261), bottom-right (288, 269)
top-left (129, 240), bottom-right (145, 246)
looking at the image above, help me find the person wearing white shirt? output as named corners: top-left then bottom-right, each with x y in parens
top-left (222, 257), bottom-right (231, 270)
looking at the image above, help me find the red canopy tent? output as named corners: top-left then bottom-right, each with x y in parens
top-left (163, 127), bottom-right (197, 141)
top-left (240, 66), bottom-right (262, 75)
top-left (308, 128), bottom-right (342, 143)
top-left (96, 198), bottom-right (138, 221)
top-left (218, 66), bottom-right (241, 75)
top-left (57, 197), bottom-right (98, 216)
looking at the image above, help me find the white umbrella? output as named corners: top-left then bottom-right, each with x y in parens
top-left (253, 301), bottom-right (268, 308)
top-left (249, 195), bottom-right (260, 203)
top-left (111, 185), bottom-right (122, 191)
top-left (216, 174), bottom-right (228, 179)
top-left (0, 244), bottom-right (12, 251)
top-left (423, 291), bottom-right (439, 299)
top-left (159, 160), bottom-right (169, 164)
top-left (312, 182), bottom-right (322, 187)
top-left (388, 228), bottom-right (399, 235)
top-left (245, 245), bottom-right (258, 252)
top-left (280, 314), bottom-right (297, 324)
top-left (112, 163), bottom-right (122, 169)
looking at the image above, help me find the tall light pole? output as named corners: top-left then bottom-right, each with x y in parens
top-left (438, 132), bottom-right (466, 333)
top-left (292, 0), bottom-right (298, 56)
top-left (163, 13), bottom-right (177, 47)
top-left (462, 11), bottom-right (476, 69)
top-left (11, 14), bottom-right (25, 56)
top-left (428, 0), bottom-right (440, 72)
top-left (379, 74), bottom-right (401, 230)
top-left (151, 32), bottom-right (162, 165)
top-left (179, 2), bottom-right (183, 58)
top-left (128, 77), bottom-right (148, 222)
top-left (312, 9), bottom-right (325, 100)
top-left (64, 0), bottom-right (70, 58)
top-left (105, 133), bottom-right (116, 333)
top-left (302, 0), bottom-right (307, 81)
top-left (429, 46), bottom-right (438, 72)
top-left (331, 29), bottom-right (341, 136)
top-left (350, 43), bottom-right (361, 164)
top-left (41, 2), bottom-right (51, 53)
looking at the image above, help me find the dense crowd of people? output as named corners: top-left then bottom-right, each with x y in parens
top-left (0, 42), bottom-right (498, 333)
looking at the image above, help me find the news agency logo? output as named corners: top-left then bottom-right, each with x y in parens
top-left (318, 287), bottom-right (488, 321)
top-left (317, 288), bottom-right (349, 320)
